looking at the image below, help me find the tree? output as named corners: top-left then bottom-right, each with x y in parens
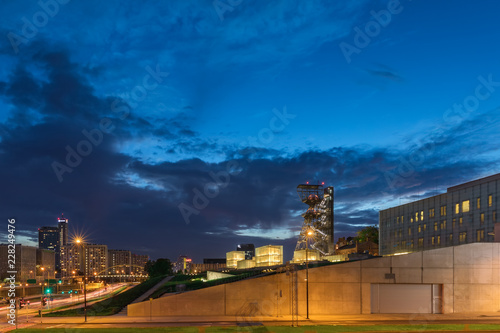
top-left (144, 258), bottom-right (173, 278)
top-left (355, 226), bottom-right (379, 244)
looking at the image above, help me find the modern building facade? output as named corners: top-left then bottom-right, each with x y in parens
top-left (236, 244), bottom-right (255, 260)
top-left (380, 173), bottom-right (499, 256)
top-left (38, 227), bottom-right (59, 251)
top-left (131, 253), bottom-right (149, 275)
top-left (255, 245), bottom-right (283, 267)
top-left (60, 243), bottom-right (108, 277)
top-left (36, 248), bottom-right (56, 278)
top-left (0, 244), bottom-right (38, 281)
top-left (226, 251), bottom-right (245, 269)
top-left (38, 214), bottom-right (69, 274)
top-left (109, 250), bottom-right (132, 274)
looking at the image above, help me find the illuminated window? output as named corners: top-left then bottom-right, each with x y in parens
top-left (421, 211), bottom-right (424, 220)
top-left (480, 213), bottom-right (485, 225)
top-left (462, 200), bottom-right (470, 213)
top-left (440, 205), bottom-right (447, 216)
top-left (455, 203), bottom-right (460, 214)
top-left (449, 233), bottom-right (453, 243)
top-left (489, 195), bottom-right (493, 207)
top-left (411, 217), bottom-right (414, 223)
top-left (397, 216), bottom-right (399, 224)
top-left (477, 229), bottom-right (484, 242)
top-left (410, 240), bottom-right (414, 249)
top-left (415, 212), bottom-right (419, 222)
top-left (437, 235), bottom-right (441, 245)
top-left (477, 198), bottom-right (481, 209)
top-left (418, 238), bottom-right (424, 247)
top-left (401, 216), bottom-right (404, 223)
top-left (429, 208), bottom-right (435, 218)
top-left (459, 232), bottom-right (467, 243)
top-left (452, 218), bottom-right (456, 228)
top-left (418, 225), bottom-right (422, 233)
top-left (459, 217), bottom-right (463, 226)
top-left (441, 220), bottom-right (446, 230)
top-left (431, 236), bottom-right (435, 245)
top-left (423, 223), bottom-right (427, 231)
top-left (434, 222), bottom-right (438, 231)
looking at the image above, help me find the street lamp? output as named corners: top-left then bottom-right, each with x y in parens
top-left (76, 238), bottom-right (87, 322)
top-left (305, 229), bottom-right (314, 320)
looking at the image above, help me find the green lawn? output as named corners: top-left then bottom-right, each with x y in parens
top-left (13, 324), bottom-right (500, 332)
top-left (150, 271), bottom-right (264, 299)
top-left (43, 275), bottom-right (166, 316)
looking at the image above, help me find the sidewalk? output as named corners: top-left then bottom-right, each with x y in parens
top-left (10, 312), bottom-right (500, 325)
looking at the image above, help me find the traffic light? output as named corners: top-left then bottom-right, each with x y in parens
top-left (42, 298), bottom-right (47, 306)
top-left (45, 288), bottom-right (51, 294)
top-left (61, 291), bottom-right (65, 294)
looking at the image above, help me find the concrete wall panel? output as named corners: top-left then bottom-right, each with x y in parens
top-left (128, 243), bottom-right (500, 317)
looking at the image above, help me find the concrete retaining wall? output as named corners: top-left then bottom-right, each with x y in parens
top-left (128, 243), bottom-right (500, 316)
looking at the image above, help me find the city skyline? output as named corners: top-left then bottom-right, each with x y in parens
top-left (1, 1), bottom-right (500, 262)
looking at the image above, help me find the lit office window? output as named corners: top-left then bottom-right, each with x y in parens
top-left (459, 232), bottom-right (467, 243)
top-left (434, 222), bottom-right (438, 231)
top-left (418, 238), bottom-right (424, 247)
top-left (455, 203), bottom-right (460, 214)
top-left (459, 217), bottom-right (463, 226)
top-left (429, 208), bottom-right (435, 218)
top-left (449, 233), bottom-right (453, 243)
top-left (408, 227), bottom-right (411, 236)
top-left (418, 225), bottom-right (422, 233)
top-left (477, 198), bottom-right (481, 209)
top-left (415, 212), bottom-right (419, 222)
top-left (437, 235), bottom-right (441, 245)
top-left (462, 200), bottom-right (470, 213)
top-left (431, 236), bottom-right (435, 245)
top-left (440, 220), bottom-right (446, 230)
top-left (421, 211), bottom-right (424, 220)
top-left (423, 223), bottom-right (427, 231)
top-left (489, 195), bottom-right (493, 207)
top-left (401, 216), bottom-right (404, 223)
top-left (452, 219), bottom-right (456, 228)
top-left (477, 229), bottom-right (484, 242)
top-left (480, 213), bottom-right (485, 225)
top-left (440, 205), bottom-right (447, 216)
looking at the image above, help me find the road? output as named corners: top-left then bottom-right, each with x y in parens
top-left (0, 283), bottom-right (126, 331)
top-left (3, 312), bottom-right (500, 331)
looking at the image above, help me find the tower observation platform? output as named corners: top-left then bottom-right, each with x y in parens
top-left (295, 183), bottom-right (334, 256)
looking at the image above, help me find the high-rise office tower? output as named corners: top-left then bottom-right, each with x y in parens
top-left (58, 214), bottom-right (68, 247)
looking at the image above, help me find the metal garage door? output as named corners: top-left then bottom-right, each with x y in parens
top-left (371, 284), bottom-right (441, 314)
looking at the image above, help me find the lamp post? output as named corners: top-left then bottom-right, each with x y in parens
top-left (305, 229), bottom-right (313, 320)
top-left (40, 267), bottom-right (46, 324)
top-left (76, 239), bottom-right (87, 322)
